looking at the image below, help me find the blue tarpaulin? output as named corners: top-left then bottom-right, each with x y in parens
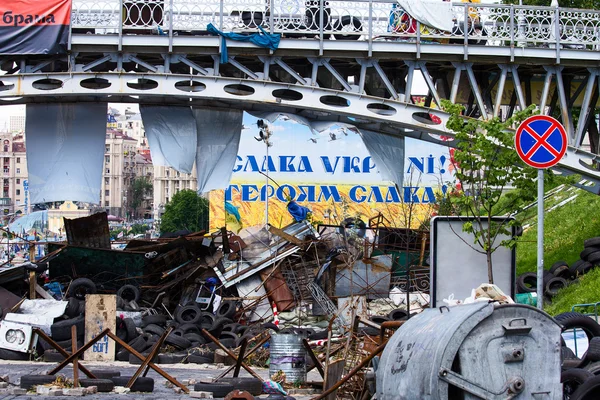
top-left (287, 201), bottom-right (309, 222)
top-left (207, 23), bottom-right (281, 64)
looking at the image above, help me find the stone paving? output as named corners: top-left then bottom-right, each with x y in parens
top-left (0, 361), bottom-right (321, 400)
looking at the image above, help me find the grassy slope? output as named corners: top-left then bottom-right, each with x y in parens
top-left (514, 186), bottom-right (600, 314)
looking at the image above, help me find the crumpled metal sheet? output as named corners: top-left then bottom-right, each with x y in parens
top-left (64, 212), bottom-right (110, 249)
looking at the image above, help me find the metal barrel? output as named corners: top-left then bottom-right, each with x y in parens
top-left (269, 333), bottom-right (306, 383)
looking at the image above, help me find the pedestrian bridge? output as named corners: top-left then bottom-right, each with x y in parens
top-left (3, 1), bottom-right (600, 192)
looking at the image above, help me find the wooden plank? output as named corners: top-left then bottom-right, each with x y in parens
top-left (267, 225), bottom-right (303, 246)
top-left (84, 295), bottom-right (116, 361)
top-left (324, 359), bottom-right (345, 400)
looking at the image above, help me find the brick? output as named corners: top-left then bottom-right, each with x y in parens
top-left (190, 391), bottom-right (214, 398)
top-left (65, 388), bottom-right (86, 396)
top-left (0, 382), bottom-right (8, 388)
top-left (10, 388), bottom-right (27, 395)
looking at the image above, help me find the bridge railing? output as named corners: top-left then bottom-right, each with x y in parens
top-left (70, 0), bottom-right (600, 50)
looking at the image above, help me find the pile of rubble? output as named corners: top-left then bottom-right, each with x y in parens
top-left (0, 212), bottom-right (431, 398)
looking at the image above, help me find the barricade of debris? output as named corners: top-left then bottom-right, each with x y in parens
top-left (0, 211), bottom-right (431, 399)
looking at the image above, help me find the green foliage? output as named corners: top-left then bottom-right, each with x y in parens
top-left (545, 268), bottom-right (600, 315)
top-left (441, 101), bottom-right (552, 283)
top-left (110, 223), bottom-right (150, 240)
top-left (160, 189), bottom-right (209, 233)
top-left (130, 177), bottom-right (152, 217)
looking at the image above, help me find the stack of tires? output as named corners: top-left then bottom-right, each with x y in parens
top-left (557, 312), bottom-right (600, 398)
top-left (516, 266), bottom-right (568, 298)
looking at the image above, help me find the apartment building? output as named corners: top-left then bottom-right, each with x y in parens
top-left (101, 130), bottom-right (138, 217)
top-left (0, 132), bottom-right (28, 218)
top-left (9, 115), bottom-right (25, 134)
top-left (152, 165), bottom-right (198, 221)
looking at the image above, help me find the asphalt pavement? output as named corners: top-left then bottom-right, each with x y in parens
top-left (0, 360), bottom-right (321, 400)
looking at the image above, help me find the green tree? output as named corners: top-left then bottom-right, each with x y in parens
top-left (442, 101), bottom-right (552, 284)
top-left (130, 177), bottom-right (152, 218)
top-left (159, 189), bottom-right (209, 233)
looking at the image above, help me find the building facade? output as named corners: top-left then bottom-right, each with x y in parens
top-left (0, 132), bottom-right (28, 220)
top-left (152, 165), bottom-right (198, 222)
top-left (101, 130), bottom-right (138, 217)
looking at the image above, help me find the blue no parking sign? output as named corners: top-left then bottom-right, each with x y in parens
top-left (515, 115), bottom-right (567, 169)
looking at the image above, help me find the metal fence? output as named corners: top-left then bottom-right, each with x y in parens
top-left (70, 0), bottom-right (600, 49)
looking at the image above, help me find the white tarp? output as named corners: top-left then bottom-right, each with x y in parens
top-left (359, 130), bottom-right (405, 188)
top-left (193, 108), bottom-right (243, 193)
top-left (26, 103), bottom-right (106, 204)
top-left (397, 0), bottom-right (453, 32)
top-left (140, 106), bottom-right (197, 174)
top-left (8, 210), bottom-right (47, 234)
top-left (248, 111), bottom-right (314, 132)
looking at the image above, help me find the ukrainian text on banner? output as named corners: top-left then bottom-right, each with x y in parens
top-left (0, 0), bottom-right (71, 54)
top-left (209, 113), bottom-right (453, 231)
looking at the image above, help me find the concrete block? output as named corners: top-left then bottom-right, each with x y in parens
top-left (10, 388), bottom-right (28, 395)
top-left (174, 387), bottom-right (183, 394)
top-left (191, 391), bottom-right (214, 398)
top-left (0, 382), bottom-right (8, 388)
top-left (36, 386), bottom-right (63, 396)
top-left (64, 388), bottom-right (86, 396)
top-left (84, 386), bottom-right (98, 394)
top-left (188, 378), bottom-right (197, 385)
top-left (114, 386), bottom-right (130, 394)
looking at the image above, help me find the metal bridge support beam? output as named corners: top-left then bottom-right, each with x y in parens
top-left (575, 69), bottom-right (600, 147)
top-left (415, 62), bottom-right (441, 108)
top-left (464, 63), bottom-right (488, 119)
top-left (510, 65), bottom-right (526, 111)
top-left (372, 61), bottom-right (399, 100)
top-left (540, 66), bottom-right (555, 113)
top-left (272, 58), bottom-right (308, 85)
top-left (494, 65), bottom-right (509, 118)
top-left (174, 55), bottom-right (209, 76)
top-left (450, 63), bottom-right (464, 104)
top-left (227, 57), bottom-right (258, 80)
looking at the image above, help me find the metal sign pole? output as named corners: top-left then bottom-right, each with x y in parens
top-left (537, 169), bottom-right (544, 310)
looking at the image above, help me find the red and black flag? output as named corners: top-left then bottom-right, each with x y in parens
top-left (0, 0), bottom-right (72, 54)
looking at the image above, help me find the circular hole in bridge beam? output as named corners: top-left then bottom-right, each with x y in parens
top-left (175, 80), bottom-right (206, 93)
top-left (0, 81), bottom-right (15, 92)
top-left (80, 77), bottom-right (111, 90)
top-left (272, 89), bottom-right (302, 101)
top-left (320, 95), bottom-right (350, 108)
top-left (412, 112), bottom-right (442, 125)
top-left (224, 84), bottom-right (255, 96)
top-left (32, 78), bottom-right (63, 90)
top-left (127, 78), bottom-right (158, 90)
top-left (367, 103), bottom-right (396, 116)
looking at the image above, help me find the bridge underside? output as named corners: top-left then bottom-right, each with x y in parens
top-left (2, 37), bottom-right (600, 193)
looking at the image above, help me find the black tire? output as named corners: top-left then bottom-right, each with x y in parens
top-left (175, 305), bottom-right (202, 325)
top-left (333, 15), bottom-right (362, 40)
top-left (178, 323), bottom-right (200, 334)
top-left (51, 316), bottom-right (85, 341)
top-left (67, 278), bottom-right (97, 300)
top-left (216, 300), bottom-right (237, 319)
top-left (208, 338), bottom-right (236, 349)
top-left (516, 272), bottom-right (537, 293)
top-left (20, 374), bottom-right (57, 389)
top-left (370, 316), bottom-right (389, 325)
top-left (589, 252), bottom-right (600, 265)
top-left (142, 315), bottom-right (168, 327)
top-left (128, 352), bottom-right (156, 365)
top-left (235, 325), bottom-right (249, 335)
top-left (116, 348), bottom-right (130, 361)
top-left (581, 248), bottom-right (600, 260)
top-left (551, 260), bottom-right (569, 274)
top-left (158, 352), bottom-right (187, 364)
top-left (123, 318), bottom-right (139, 341)
top-left (562, 368), bottom-right (594, 397)
top-left (571, 374), bottom-right (600, 399)
top-left (584, 237), bottom-right (600, 248)
top-left (586, 361), bottom-right (600, 375)
top-left (128, 334), bottom-right (150, 352)
top-left (577, 262), bottom-right (594, 276)
top-left (0, 348), bottom-right (28, 361)
top-left (308, 330), bottom-right (329, 340)
top-left (89, 370), bottom-right (120, 379)
top-left (571, 260), bottom-right (587, 277)
top-left (143, 324), bottom-right (165, 337)
top-left (223, 323), bottom-right (240, 333)
top-left (111, 376), bottom-right (154, 392)
top-left (388, 309), bottom-right (409, 321)
top-left (166, 331), bottom-right (192, 349)
top-left (556, 312), bottom-right (600, 341)
top-left (117, 285), bottom-right (140, 303)
top-left (208, 317), bottom-right (232, 337)
top-left (553, 264), bottom-right (571, 279)
top-left (261, 322), bottom-right (280, 332)
top-left (199, 312), bottom-right (216, 329)
top-left (79, 378), bottom-right (115, 392)
top-left (43, 350), bottom-right (65, 362)
top-left (184, 333), bottom-right (206, 344)
top-left (188, 354), bottom-right (214, 364)
top-left (193, 382), bottom-right (235, 397)
top-left (219, 377), bottom-right (262, 396)
top-left (545, 277), bottom-right (568, 297)
top-left (65, 297), bottom-right (81, 318)
top-left (219, 331), bottom-right (239, 341)
top-left (588, 337), bottom-right (600, 362)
